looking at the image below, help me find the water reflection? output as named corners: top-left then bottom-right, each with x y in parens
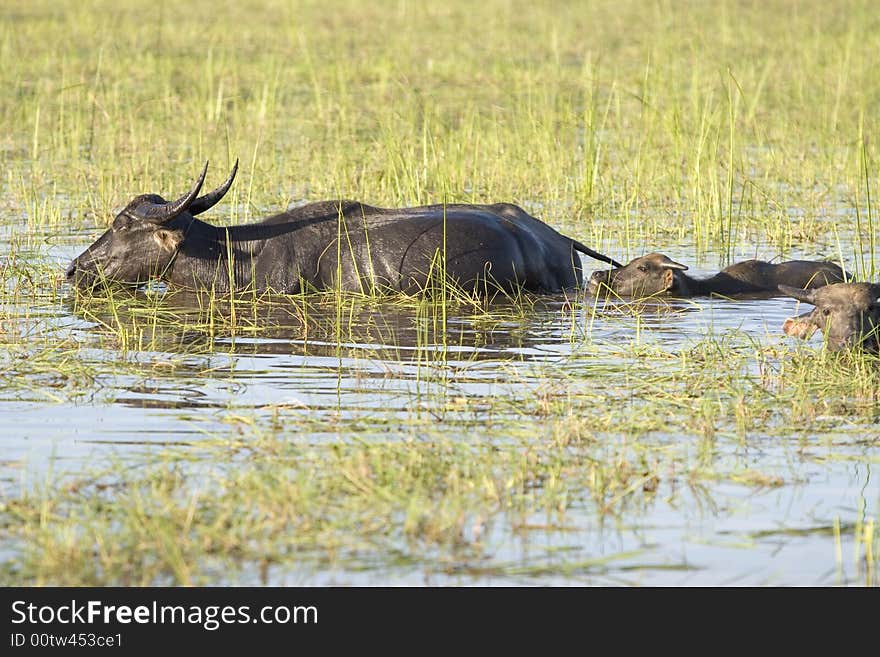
top-left (63, 288), bottom-right (605, 362)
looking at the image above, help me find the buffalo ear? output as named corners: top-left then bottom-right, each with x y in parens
top-left (662, 268), bottom-right (675, 291)
top-left (783, 316), bottom-right (818, 340)
top-left (153, 228), bottom-right (185, 253)
top-left (778, 284), bottom-right (817, 304)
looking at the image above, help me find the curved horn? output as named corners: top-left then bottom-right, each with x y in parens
top-left (778, 284), bottom-right (817, 304)
top-left (659, 256), bottom-right (688, 271)
top-left (133, 161), bottom-right (209, 224)
top-left (189, 159), bottom-right (239, 216)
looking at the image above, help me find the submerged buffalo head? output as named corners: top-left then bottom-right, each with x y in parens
top-left (779, 282), bottom-right (880, 352)
top-left (587, 252), bottom-right (688, 297)
top-left (66, 161), bottom-right (238, 291)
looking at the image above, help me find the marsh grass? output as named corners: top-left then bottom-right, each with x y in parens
top-left (1, 0), bottom-right (879, 585)
top-left (3, 0), bottom-right (880, 260)
top-left (9, 263), bottom-right (880, 584)
top-left (2, 322), bottom-right (878, 585)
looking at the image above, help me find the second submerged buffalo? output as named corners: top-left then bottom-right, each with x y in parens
top-left (587, 252), bottom-right (845, 298)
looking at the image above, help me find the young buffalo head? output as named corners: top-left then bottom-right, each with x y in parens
top-left (66, 161), bottom-right (238, 291)
top-left (587, 252), bottom-right (688, 297)
top-left (779, 282), bottom-right (880, 352)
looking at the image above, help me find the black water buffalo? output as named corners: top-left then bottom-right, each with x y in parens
top-left (587, 252), bottom-right (845, 298)
top-left (779, 283), bottom-right (880, 352)
top-left (67, 162), bottom-right (621, 295)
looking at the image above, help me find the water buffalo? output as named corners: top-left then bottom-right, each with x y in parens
top-left (779, 283), bottom-right (880, 352)
top-left (66, 162), bottom-right (621, 296)
top-left (587, 252), bottom-right (845, 298)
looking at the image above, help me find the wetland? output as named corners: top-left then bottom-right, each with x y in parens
top-left (0, 0), bottom-right (877, 585)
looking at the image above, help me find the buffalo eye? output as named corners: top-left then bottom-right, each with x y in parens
top-left (637, 265), bottom-right (648, 273)
top-left (822, 308), bottom-right (831, 316)
top-left (112, 213), bottom-right (134, 231)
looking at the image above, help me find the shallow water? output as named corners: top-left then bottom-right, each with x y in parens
top-left (0, 231), bottom-right (877, 586)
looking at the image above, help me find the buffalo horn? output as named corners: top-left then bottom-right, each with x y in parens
top-left (190, 159), bottom-right (239, 216)
top-left (135, 161), bottom-right (209, 224)
top-left (778, 284), bottom-right (817, 304)
top-left (659, 257), bottom-right (688, 271)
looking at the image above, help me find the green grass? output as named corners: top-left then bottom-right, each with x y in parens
top-left (3, 0), bottom-right (880, 263)
top-left (0, 0), bottom-right (879, 585)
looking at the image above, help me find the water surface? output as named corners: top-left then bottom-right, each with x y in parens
top-left (0, 231), bottom-right (876, 586)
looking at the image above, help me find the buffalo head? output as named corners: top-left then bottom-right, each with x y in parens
top-left (779, 282), bottom-right (880, 352)
top-left (66, 161), bottom-right (238, 291)
top-left (587, 252), bottom-right (688, 297)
